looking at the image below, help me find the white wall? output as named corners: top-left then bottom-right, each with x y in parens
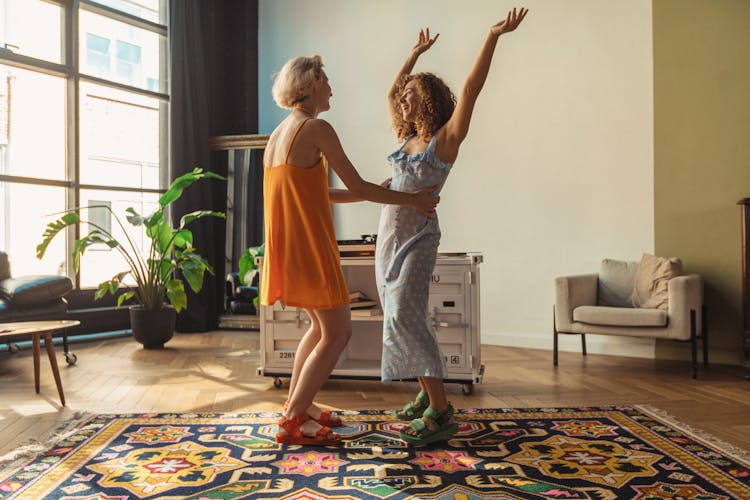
top-left (259, 0), bottom-right (655, 357)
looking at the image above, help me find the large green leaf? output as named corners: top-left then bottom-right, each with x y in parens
top-left (145, 210), bottom-right (164, 229)
top-left (72, 231), bottom-right (119, 272)
top-left (94, 271), bottom-right (128, 300)
top-left (152, 222), bottom-right (174, 254)
top-left (180, 258), bottom-right (206, 293)
top-left (166, 279), bottom-right (187, 312)
top-left (184, 251), bottom-right (213, 275)
top-left (36, 212), bottom-right (80, 258)
top-left (125, 207), bottom-right (145, 226)
top-left (117, 290), bottom-right (135, 307)
top-left (172, 229), bottom-right (192, 249)
top-left (158, 257), bottom-right (173, 282)
top-left (159, 168), bottom-right (225, 207)
top-left (94, 281), bottom-right (112, 301)
top-left (85, 232), bottom-right (118, 248)
top-left (179, 210), bottom-right (225, 228)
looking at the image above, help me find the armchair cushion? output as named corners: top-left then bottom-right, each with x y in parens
top-left (597, 259), bottom-right (639, 307)
top-left (0, 275), bottom-right (73, 305)
top-left (631, 253), bottom-right (682, 309)
top-left (574, 305), bottom-right (668, 327)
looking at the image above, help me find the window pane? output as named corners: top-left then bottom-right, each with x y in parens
top-left (0, 64), bottom-right (66, 181)
top-left (0, 0), bottom-right (63, 63)
top-left (88, 0), bottom-right (163, 24)
top-left (0, 182), bottom-right (67, 277)
top-left (78, 188), bottom-right (159, 288)
top-left (80, 81), bottom-right (161, 190)
top-left (86, 33), bottom-right (112, 77)
top-left (80, 10), bottom-right (167, 93)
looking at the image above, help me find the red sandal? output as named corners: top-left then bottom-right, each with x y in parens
top-left (315, 410), bottom-right (342, 428)
top-left (284, 400), bottom-right (343, 428)
top-left (275, 414), bottom-right (341, 446)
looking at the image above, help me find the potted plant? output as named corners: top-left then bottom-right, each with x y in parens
top-left (36, 168), bottom-right (225, 348)
top-left (238, 243), bottom-right (264, 303)
top-left (225, 244), bottom-right (264, 315)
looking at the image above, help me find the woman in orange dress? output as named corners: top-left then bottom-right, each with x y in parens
top-left (262, 55), bottom-right (439, 445)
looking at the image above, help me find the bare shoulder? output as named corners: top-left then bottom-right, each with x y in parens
top-left (304, 117), bottom-right (335, 134)
top-left (300, 118), bottom-right (340, 146)
top-left (264, 128), bottom-right (281, 167)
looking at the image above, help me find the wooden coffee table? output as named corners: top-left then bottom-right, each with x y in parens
top-left (0, 320), bottom-right (80, 406)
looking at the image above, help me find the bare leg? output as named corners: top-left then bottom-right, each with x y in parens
top-left (282, 304), bottom-right (352, 437)
top-left (420, 377), bottom-right (448, 412)
top-left (286, 311), bottom-right (339, 421)
top-left (287, 311), bottom-right (321, 398)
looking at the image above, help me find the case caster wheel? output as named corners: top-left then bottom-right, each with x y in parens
top-left (65, 352), bottom-right (78, 365)
top-left (462, 383), bottom-right (473, 396)
top-left (273, 377), bottom-right (283, 388)
top-left (8, 342), bottom-right (19, 354)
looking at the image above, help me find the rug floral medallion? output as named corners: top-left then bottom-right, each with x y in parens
top-left (1, 406), bottom-right (748, 499)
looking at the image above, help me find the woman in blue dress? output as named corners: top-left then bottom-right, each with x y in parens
top-left (376, 7), bottom-right (528, 445)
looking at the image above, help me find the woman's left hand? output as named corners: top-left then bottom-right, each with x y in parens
top-left (491, 7), bottom-right (528, 36)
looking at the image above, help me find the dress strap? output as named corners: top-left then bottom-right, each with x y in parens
top-left (285, 118), bottom-right (312, 164)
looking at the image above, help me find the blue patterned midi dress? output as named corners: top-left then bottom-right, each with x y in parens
top-left (375, 135), bottom-right (453, 383)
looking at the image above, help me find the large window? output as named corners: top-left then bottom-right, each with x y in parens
top-left (0, 0), bottom-right (168, 292)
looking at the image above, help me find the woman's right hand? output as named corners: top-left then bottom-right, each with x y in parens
top-left (411, 187), bottom-right (440, 218)
top-left (411, 28), bottom-right (439, 57)
top-left (490, 7), bottom-right (528, 37)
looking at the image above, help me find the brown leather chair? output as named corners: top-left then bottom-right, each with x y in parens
top-left (0, 251), bottom-right (76, 364)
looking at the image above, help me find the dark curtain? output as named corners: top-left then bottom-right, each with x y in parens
top-left (170, 0), bottom-right (259, 332)
top-left (229, 148), bottom-right (265, 273)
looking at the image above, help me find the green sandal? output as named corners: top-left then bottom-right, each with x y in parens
top-left (399, 403), bottom-right (458, 445)
top-left (395, 390), bottom-right (430, 420)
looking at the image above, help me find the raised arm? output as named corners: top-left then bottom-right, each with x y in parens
top-left (312, 119), bottom-right (438, 216)
top-left (440, 7), bottom-right (528, 154)
top-left (387, 28), bottom-right (439, 124)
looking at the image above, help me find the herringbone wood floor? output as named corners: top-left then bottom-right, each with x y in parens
top-left (1, 329), bottom-right (749, 457)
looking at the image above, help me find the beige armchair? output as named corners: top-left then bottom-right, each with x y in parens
top-left (553, 257), bottom-right (707, 378)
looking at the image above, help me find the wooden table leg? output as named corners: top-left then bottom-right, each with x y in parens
top-left (43, 332), bottom-right (66, 406)
top-left (32, 333), bottom-right (41, 394)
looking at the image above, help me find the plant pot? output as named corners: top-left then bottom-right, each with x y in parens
top-left (130, 305), bottom-right (176, 349)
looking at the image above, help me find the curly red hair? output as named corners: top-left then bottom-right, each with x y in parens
top-left (391, 72), bottom-right (456, 142)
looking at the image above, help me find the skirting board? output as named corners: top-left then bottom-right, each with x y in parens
top-left (482, 331), bottom-right (655, 359)
top-left (482, 331), bottom-right (739, 365)
top-left (655, 339), bottom-right (740, 366)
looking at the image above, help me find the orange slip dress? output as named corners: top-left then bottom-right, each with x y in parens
top-left (260, 119), bottom-right (349, 310)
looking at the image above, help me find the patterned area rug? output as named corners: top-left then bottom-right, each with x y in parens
top-left (1, 406), bottom-right (749, 499)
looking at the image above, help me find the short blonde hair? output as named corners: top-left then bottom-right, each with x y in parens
top-left (271, 55), bottom-right (325, 109)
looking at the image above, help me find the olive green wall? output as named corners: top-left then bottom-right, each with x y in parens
top-left (653, 0), bottom-right (750, 363)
